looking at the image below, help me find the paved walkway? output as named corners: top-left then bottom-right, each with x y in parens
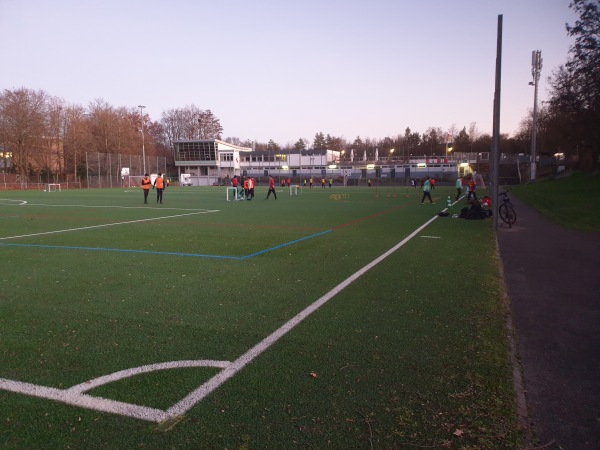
top-left (496, 195), bottom-right (600, 450)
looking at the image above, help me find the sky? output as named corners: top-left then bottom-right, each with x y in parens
top-left (0, 0), bottom-right (578, 146)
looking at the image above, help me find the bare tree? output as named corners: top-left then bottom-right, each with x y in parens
top-left (447, 123), bottom-right (458, 146)
top-left (88, 99), bottom-right (120, 154)
top-left (0, 88), bottom-right (48, 180)
top-left (422, 127), bottom-right (444, 155)
top-left (34, 96), bottom-right (65, 180)
top-left (223, 136), bottom-right (243, 146)
top-left (197, 109), bottom-right (223, 139)
top-left (63, 104), bottom-right (92, 180)
top-left (160, 105), bottom-right (223, 148)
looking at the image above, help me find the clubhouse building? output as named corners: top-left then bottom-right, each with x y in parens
top-left (173, 139), bottom-right (482, 186)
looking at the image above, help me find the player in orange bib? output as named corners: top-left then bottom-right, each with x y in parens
top-left (141, 173), bottom-right (151, 204)
top-left (153, 173), bottom-right (165, 204)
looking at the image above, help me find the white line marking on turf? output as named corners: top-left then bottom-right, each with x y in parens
top-left (67, 360), bottom-right (231, 394)
top-left (0, 212), bottom-right (441, 423)
top-left (0, 199), bottom-right (27, 205)
top-left (22, 203), bottom-right (210, 211)
top-left (163, 213), bottom-right (441, 420)
top-left (0, 378), bottom-right (165, 422)
top-left (0, 210), bottom-right (219, 241)
top-left (420, 235), bottom-right (441, 238)
top-left (0, 359), bottom-right (231, 423)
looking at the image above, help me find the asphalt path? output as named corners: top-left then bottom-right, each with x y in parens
top-left (496, 195), bottom-right (600, 450)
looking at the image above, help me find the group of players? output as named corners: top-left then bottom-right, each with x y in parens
top-left (231, 175), bottom-right (256, 200)
top-left (141, 173), bottom-right (166, 204)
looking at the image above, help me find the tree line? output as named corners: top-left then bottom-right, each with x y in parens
top-left (0, 92), bottom-right (223, 180)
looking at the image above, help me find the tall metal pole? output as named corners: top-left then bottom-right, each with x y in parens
top-left (138, 105), bottom-right (146, 174)
top-left (491, 15), bottom-right (503, 231)
top-left (530, 50), bottom-right (542, 183)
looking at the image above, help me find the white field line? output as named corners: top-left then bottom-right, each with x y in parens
top-left (0, 210), bottom-right (219, 241)
top-left (0, 378), bottom-right (165, 422)
top-left (0, 199), bottom-right (27, 205)
top-left (163, 213), bottom-right (441, 420)
top-left (0, 360), bottom-right (233, 422)
top-left (66, 360), bottom-right (232, 394)
top-left (21, 203), bottom-right (210, 211)
top-left (0, 212), bottom-right (440, 423)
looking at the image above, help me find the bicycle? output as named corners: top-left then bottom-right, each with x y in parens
top-left (498, 191), bottom-right (517, 227)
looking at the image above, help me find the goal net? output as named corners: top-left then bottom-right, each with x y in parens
top-left (47, 183), bottom-right (61, 192)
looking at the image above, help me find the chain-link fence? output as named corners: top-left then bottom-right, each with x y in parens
top-left (84, 152), bottom-right (167, 188)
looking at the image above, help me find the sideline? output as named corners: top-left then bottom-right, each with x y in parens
top-left (0, 210), bottom-right (218, 241)
top-left (495, 236), bottom-right (531, 442)
top-left (1, 210), bottom-right (443, 423)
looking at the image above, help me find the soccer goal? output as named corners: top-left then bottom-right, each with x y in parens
top-left (290, 185), bottom-right (302, 196)
top-left (226, 187), bottom-right (242, 201)
top-left (46, 183), bottom-right (61, 192)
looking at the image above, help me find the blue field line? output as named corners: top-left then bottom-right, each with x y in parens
top-left (0, 243), bottom-right (239, 260)
top-left (0, 229), bottom-right (333, 260)
top-left (239, 229), bottom-right (333, 260)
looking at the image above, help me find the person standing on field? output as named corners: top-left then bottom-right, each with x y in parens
top-left (243, 177), bottom-right (250, 199)
top-left (466, 177), bottom-right (477, 202)
top-left (153, 172), bottom-right (165, 204)
top-left (421, 177), bottom-right (433, 204)
top-left (455, 176), bottom-right (463, 200)
top-left (248, 177), bottom-right (255, 199)
top-left (266, 175), bottom-right (277, 200)
top-left (232, 175), bottom-right (242, 200)
top-left (141, 173), bottom-right (151, 204)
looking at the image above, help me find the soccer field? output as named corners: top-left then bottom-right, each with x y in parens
top-left (0, 185), bottom-right (521, 448)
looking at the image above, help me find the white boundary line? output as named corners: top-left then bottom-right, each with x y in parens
top-left (0, 199), bottom-right (27, 205)
top-left (0, 213), bottom-right (440, 423)
top-left (0, 210), bottom-right (219, 241)
top-left (21, 203), bottom-right (209, 211)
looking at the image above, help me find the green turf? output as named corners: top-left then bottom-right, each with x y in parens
top-left (509, 171), bottom-right (600, 232)
top-left (0, 185), bottom-right (521, 448)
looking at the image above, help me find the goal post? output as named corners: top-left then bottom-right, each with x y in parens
top-left (47, 183), bottom-right (61, 192)
top-left (289, 185), bottom-right (302, 196)
top-left (226, 187), bottom-right (243, 201)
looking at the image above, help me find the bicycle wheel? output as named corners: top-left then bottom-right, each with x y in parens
top-left (499, 203), bottom-right (517, 227)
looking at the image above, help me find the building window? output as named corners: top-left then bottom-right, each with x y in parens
top-left (174, 141), bottom-right (217, 161)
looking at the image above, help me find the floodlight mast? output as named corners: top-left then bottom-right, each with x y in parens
top-left (138, 105), bottom-right (146, 174)
top-left (530, 50), bottom-right (542, 183)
